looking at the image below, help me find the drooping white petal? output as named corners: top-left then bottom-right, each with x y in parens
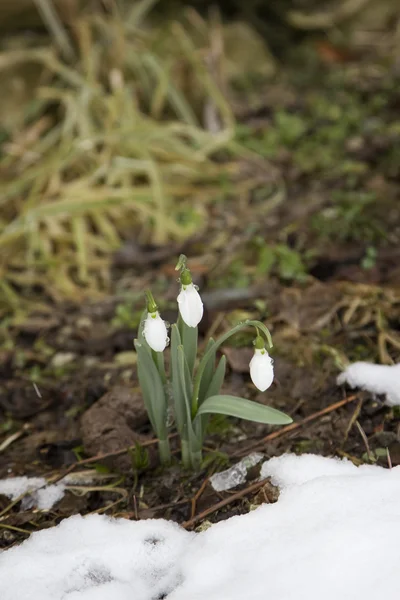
top-left (250, 349), bottom-right (274, 391)
top-left (143, 311), bottom-right (168, 352)
top-left (177, 283), bottom-right (204, 328)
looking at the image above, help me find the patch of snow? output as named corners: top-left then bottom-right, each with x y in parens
top-left (1, 454), bottom-right (400, 600)
top-left (260, 452), bottom-right (378, 487)
top-left (0, 515), bottom-right (191, 600)
top-left (210, 452), bottom-right (263, 491)
top-left (337, 361), bottom-right (400, 406)
top-left (0, 476), bottom-right (46, 500)
top-left (35, 484), bottom-right (66, 510)
top-left (0, 476), bottom-right (65, 510)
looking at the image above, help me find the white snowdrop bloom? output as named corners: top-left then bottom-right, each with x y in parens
top-left (250, 348), bottom-right (274, 392)
top-left (177, 283), bottom-right (204, 328)
top-left (143, 311), bottom-right (168, 352)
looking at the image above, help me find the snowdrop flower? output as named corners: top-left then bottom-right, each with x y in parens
top-left (177, 269), bottom-right (203, 328)
top-left (143, 291), bottom-right (168, 352)
top-left (250, 335), bottom-right (274, 392)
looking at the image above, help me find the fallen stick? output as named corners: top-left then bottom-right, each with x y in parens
top-left (233, 394), bottom-right (359, 457)
top-left (182, 479), bottom-right (266, 529)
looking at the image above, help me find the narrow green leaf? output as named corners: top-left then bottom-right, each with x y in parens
top-left (176, 343), bottom-right (202, 449)
top-left (152, 348), bottom-right (167, 384)
top-left (203, 355), bottom-right (226, 402)
top-left (136, 358), bottom-right (157, 432)
top-left (195, 395), bottom-right (293, 425)
top-left (180, 317), bottom-right (198, 376)
top-left (199, 355), bottom-right (226, 433)
top-left (198, 337), bottom-right (216, 404)
top-left (170, 324), bottom-right (186, 435)
top-left (177, 345), bottom-right (194, 427)
top-left (134, 340), bottom-right (167, 437)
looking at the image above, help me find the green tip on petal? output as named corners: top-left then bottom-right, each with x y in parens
top-left (180, 268), bottom-right (192, 286)
top-left (145, 290), bottom-right (157, 314)
top-left (254, 335), bottom-right (265, 350)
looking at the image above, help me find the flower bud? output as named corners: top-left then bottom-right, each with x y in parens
top-left (143, 311), bottom-right (168, 352)
top-left (250, 347), bottom-right (274, 392)
top-left (177, 282), bottom-right (204, 328)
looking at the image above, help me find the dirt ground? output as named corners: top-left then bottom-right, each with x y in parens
top-left (1, 7), bottom-right (400, 549)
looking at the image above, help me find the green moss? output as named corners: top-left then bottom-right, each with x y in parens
top-left (112, 300), bottom-right (142, 330)
top-left (311, 191), bottom-right (386, 244)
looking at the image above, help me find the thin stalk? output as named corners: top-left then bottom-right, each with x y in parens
top-left (181, 439), bottom-right (191, 469)
top-left (158, 439), bottom-right (171, 466)
top-left (190, 449), bottom-right (202, 471)
top-left (152, 349), bottom-right (167, 385)
top-left (191, 319), bottom-right (273, 415)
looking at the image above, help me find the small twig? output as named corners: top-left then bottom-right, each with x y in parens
top-left (133, 495), bottom-right (138, 520)
top-left (0, 495), bottom-right (28, 519)
top-left (87, 495), bottom-right (127, 516)
top-left (32, 382), bottom-right (42, 398)
top-left (336, 450), bottom-right (363, 466)
top-left (0, 424), bottom-right (31, 453)
top-left (342, 397), bottom-right (363, 443)
top-left (47, 434), bottom-right (178, 485)
top-left (0, 523), bottom-right (32, 535)
top-left (387, 448), bottom-right (393, 470)
top-left (233, 394), bottom-right (359, 457)
top-left (355, 420), bottom-right (372, 460)
top-left (182, 480), bottom-right (265, 529)
top-left (115, 497), bottom-right (190, 520)
top-left (191, 477), bottom-right (210, 519)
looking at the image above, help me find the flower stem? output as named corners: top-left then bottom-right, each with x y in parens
top-left (152, 349), bottom-right (167, 385)
top-left (158, 438), bottom-right (171, 466)
top-left (191, 319), bottom-right (273, 416)
top-left (190, 449), bottom-right (202, 471)
top-left (181, 439), bottom-right (191, 469)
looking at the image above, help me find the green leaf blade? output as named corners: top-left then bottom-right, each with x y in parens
top-left (134, 339), bottom-right (168, 438)
top-left (196, 395), bottom-right (292, 425)
top-left (198, 337), bottom-right (216, 404)
top-left (177, 344), bottom-right (202, 451)
top-left (170, 324), bottom-right (186, 435)
top-left (180, 316), bottom-right (198, 376)
top-left (199, 355), bottom-right (226, 431)
top-left (203, 355), bottom-right (226, 403)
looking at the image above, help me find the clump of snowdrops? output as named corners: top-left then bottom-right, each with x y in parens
top-left (134, 255), bottom-right (292, 469)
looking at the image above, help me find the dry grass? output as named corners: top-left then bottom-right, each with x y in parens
top-left (0, 1), bottom-right (248, 313)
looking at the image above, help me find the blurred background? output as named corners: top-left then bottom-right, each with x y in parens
top-left (1, 0), bottom-right (399, 308)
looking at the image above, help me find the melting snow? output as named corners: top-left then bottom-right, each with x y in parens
top-left (1, 454), bottom-right (400, 600)
top-left (337, 361), bottom-right (400, 406)
top-left (210, 452), bottom-right (263, 491)
top-left (0, 476), bottom-right (66, 510)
